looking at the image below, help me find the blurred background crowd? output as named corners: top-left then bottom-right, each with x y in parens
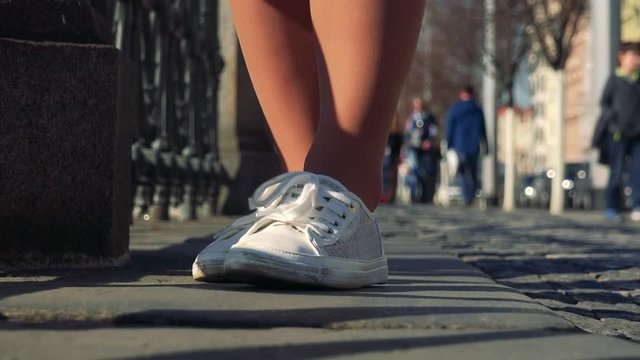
top-left (381, 0), bottom-right (640, 222)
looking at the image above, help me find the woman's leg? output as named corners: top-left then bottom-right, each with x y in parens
top-left (228, 0), bottom-right (318, 171)
top-left (305, 0), bottom-right (426, 210)
top-left (195, 1), bottom-right (425, 287)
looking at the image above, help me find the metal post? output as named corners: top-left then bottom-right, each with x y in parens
top-left (503, 108), bottom-right (516, 211)
top-left (482, 0), bottom-right (498, 208)
top-left (611, 0), bottom-right (622, 72)
top-left (204, 0), bottom-right (225, 215)
top-left (587, 0), bottom-right (621, 208)
top-left (550, 70), bottom-right (566, 215)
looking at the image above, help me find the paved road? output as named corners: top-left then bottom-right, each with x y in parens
top-left (1, 207), bottom-right (640, 359)
top-left (386, 205), bottom-right (640, 343)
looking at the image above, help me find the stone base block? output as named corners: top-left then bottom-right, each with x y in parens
top-left (0, 38), bottom-right (134, 268)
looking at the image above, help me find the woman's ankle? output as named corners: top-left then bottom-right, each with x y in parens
top-left (304, 168), bottom-right (382, 211)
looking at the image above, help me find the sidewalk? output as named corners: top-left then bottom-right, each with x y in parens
top-left (1, 206), bottom-right (640, 359)
top-left (409, 206), bottom-right (640, 343)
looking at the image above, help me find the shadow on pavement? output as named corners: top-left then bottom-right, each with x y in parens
top-left (0, 235), bottom-right (212, 301)
top-left (111, 305), bottom-right (556, 329)
top-left (110, 330), bottom-right (587, 360)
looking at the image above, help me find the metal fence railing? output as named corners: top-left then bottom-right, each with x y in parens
top-left (93, 0), bottom-right (226, 221)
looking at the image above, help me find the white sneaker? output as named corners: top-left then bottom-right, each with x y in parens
top-left (192, 172), bottom-right (311, 282)
top-left (223, 172), bottom-right (388, 289)
top-left (631, 209), bottom-right (640, 222)
top-left (191, 214), bottom-right (256, 282)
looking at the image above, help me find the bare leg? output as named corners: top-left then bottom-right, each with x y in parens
top-left (306, 0), bottom-right (425, 210)
top-left (196, 0), bottom-right (424, 286)
top-left (228, 0), bottom-right (318, 171)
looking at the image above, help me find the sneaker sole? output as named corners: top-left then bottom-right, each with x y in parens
top-left (192, 252), bottom-right (228, 282)
top-left (224, 247), bottom-right (388, 289)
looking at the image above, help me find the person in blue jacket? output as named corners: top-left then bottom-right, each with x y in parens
top-left (446, 85), bottom-right (487, 206)
top-left (596, 42), bottom-right (640, 222)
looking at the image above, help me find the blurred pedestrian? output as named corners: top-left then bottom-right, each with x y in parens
top-left (381, 112), bottom-right (405, 203)
top-left (446, 85), bottom-right (487, 206)
top-left (403, 97), bottom-right (440, 203)
top-left (595, 42), bottom-right (640, 222)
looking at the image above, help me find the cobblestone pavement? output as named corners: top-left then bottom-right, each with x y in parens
top-left (4, 207), bottom-right (640, 358)
top-left (378, 205), bottom-right (640, 343)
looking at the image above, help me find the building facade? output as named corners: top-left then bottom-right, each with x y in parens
top-left (496, 107), bottom-right (535, 175)
top-left (526, 14), bottom-right (590, 175)
top-left (622, 0), bottom-right (640, 42)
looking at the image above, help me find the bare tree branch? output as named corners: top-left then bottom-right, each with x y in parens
top-left (400, 0), bottom-right (544, 116)
top-left (523, 0), bottom-right (588, 70)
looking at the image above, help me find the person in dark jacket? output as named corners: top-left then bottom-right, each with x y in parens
top-left (404, 97), bottom-right (440, 203)
top-left (597, 42), bottom-right (640, 222)
top-left (446, 85), bottom-right (487, 206)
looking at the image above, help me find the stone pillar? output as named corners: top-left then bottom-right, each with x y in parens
top-left (0, 38), bottom-right (134, 268)
top-left (217, 1), bottom-right (282, 215)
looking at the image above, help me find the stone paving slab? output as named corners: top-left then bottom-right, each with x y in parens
top-left (2, 326), bottom-right (640, 360)
top-left (1, 224), bottom-right (568, 331)
top-left (2, 208), bottom-right (640, 359)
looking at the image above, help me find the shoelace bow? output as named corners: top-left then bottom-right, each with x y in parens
top-left (212, 172), bottom-right (305, 240)
top-left (245, 173), bottom-right (355, 245)
top-left (212, 172), bottom-right (354, 244)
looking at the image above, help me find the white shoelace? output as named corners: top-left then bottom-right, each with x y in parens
top-left (212, 172), bottom-right (308, 241)
top-left (245, 173), bottom-right (355, 246)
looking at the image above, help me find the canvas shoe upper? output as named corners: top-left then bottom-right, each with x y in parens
top-left (192, 172), bottom-right (309, 282)
top-left (223, 172), bottom-right (388, 289)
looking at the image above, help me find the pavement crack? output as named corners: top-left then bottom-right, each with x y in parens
top-left (2, 308), bottom-right (115, 325)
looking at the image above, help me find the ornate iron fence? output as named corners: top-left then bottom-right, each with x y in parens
top-left (93, 0), bottom-right (225, 221)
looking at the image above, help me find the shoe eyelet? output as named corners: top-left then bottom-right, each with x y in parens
top-left (334, 221), bottom-right (340, 226)
top-left (349, 204), bottom-right (357, 213)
